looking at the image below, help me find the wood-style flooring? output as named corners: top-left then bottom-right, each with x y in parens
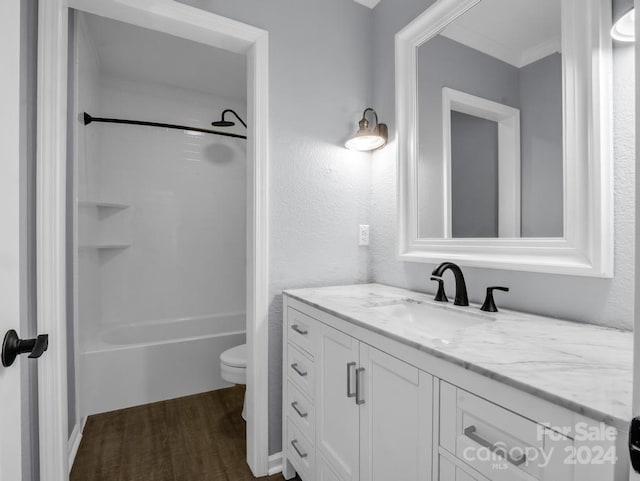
top-left (71, 386), bottom-right (299, 481)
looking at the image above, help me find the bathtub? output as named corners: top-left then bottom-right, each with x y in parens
top-left (80, 312), bottom-right (246, 417)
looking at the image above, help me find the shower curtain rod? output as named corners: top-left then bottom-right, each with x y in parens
top-left (83, 113), bottom-right (247, 140)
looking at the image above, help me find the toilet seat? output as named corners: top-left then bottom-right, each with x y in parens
top-left (220, 344), bottom-right (247, 369)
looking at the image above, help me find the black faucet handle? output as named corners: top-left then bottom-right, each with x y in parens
top-left (481, 286), bottom-right (510, 313)
top-left (430, 276), bottom-right (448, 303)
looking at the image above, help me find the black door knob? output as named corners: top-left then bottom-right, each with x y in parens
top-left (1, 330), bottom-right (49, 368)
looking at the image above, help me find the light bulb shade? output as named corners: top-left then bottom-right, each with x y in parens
top-left (345, 109), bottom-right (388, 151)
top-left (612, 0), bottom-right (635, 42)
top-left (345, 132), bottom-right (386, 151)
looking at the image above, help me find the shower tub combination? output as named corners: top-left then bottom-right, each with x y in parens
top-left (80, 312), bottom-right (245, 417)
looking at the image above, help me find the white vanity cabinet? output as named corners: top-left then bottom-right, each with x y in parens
top-left (282, 292), bottom-right (628, 481)
top-left (284, 303), bottom-right (433, 481)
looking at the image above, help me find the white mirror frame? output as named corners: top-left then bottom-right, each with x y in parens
top-left (396, 0), bottom-right (614, 277)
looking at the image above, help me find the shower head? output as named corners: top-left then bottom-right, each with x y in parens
top-left (212, 119), bottom-right (236, 127)
top-left (212, 109), bottom-right (247, 129)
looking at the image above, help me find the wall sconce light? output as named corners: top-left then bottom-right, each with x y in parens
top-left (612, 0), bottom-right (635, 42)
top-left (345, 108), bottom-right (388, 151)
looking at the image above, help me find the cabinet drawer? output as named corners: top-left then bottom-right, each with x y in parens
top-left (440, 382), bottom-right (573, 481)
top-left (287, 381), bottom-right (315, 441)
top-left (287, 418), bottom-right (315, 481)
top-left (288, 343), bottom-right (315, 401)
top-left (287, 307), bottom-right (317, 357)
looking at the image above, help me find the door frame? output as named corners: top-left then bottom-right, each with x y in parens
top-left (37, 0), bottom-right (270, 478)
top-left (634, 1), bottom-right (640, 481)
top-left (0, 1), bottom-right (26, 480)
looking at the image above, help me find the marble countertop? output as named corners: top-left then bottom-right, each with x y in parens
top-left (284, 283), bottom-right (633, 431)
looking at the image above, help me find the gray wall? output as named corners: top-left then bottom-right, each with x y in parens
top-left (178, 0), bottom-right (373, 455)
top-left (451, 112), bottom-right (499, 238)
top-left (417, 35), bottom-right (519, 237)
top-left (371, 0), bottom-right (635, 332)
top-left (520, 53), bottom-right (564, 237)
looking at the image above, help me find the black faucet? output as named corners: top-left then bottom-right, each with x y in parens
top-left (431, 262), bottom-right (469, 306)
top-left (430, 276), bottom-right (448, 303)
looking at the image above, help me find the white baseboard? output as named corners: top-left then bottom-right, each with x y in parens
top-left (268, 451), bottom-right (283, 476)
top-left (68, 417), bottom-right (86, 472)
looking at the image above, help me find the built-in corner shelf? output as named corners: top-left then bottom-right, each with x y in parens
top-left (78, 200), bottom-right (130, 209)
top-left (77, 199), bottom-right (131, 253)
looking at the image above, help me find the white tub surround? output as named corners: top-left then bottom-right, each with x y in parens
top-left (282, 284), bottom-right (630, 481)
top-left (80, 313), bottom-right (245, 417)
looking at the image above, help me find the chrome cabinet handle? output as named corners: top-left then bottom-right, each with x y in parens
top-left (464, 426), bottom-right (526, 467)
top-left (347, 362), bottom-right (356, 398)
top-left (355, 367), bottom-right (365, 405)
top-left (291, 363), bottom-right (308, 377)
top-left (291, 324), bottom-right (308, 335)
top-left (291, 401), bottom-right (308, 418)
top-left (291, 439), bottom-right (308, 458)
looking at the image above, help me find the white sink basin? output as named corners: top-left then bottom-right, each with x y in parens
top-left (370, 299), bottom-right (494, 340)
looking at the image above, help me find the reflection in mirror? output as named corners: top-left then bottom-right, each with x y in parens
top-left (417, 0), bottom-right (564, 239)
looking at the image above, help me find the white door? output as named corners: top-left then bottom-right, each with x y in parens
top-left (0, 0), bottom-right (26, 480)
top-left (316, 323), bottom-right (360, 481)
top-left (359, 345), bottom-right (433, 481)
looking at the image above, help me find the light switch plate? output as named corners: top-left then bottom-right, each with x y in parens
top-left (359, 225), bottom-right (370, 246)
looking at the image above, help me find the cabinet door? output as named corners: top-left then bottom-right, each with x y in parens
top-left (316, 323), bottom-right (360, 481)
top-left (439, 455), bottom-right (486, 481)
top-left (359, 344), bottom-right (433, 481)
top-left (316, 453), bottom-right (346, 481)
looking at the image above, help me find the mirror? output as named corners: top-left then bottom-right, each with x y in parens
top-left (417, 0), bottom-right (563, 239)
top-left (396, 0), bottom-right (613, 276)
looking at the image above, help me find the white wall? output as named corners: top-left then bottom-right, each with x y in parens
top-left (371, 0), bottom-right (635, 331)
top-left (90, 77), bottom-right (247, 328)
top-left (77, 78), bottom-right (248, 337)
top-left (75, 13), bottom-right (248, 360)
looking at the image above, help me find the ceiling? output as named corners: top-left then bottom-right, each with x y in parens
top-left (80, 12), bottom-right (247, 100)
top-left (440, 0), bottom-right (561, 68)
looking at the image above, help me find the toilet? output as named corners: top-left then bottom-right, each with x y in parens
top-left (220, 343), bottom-right (248, 420)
